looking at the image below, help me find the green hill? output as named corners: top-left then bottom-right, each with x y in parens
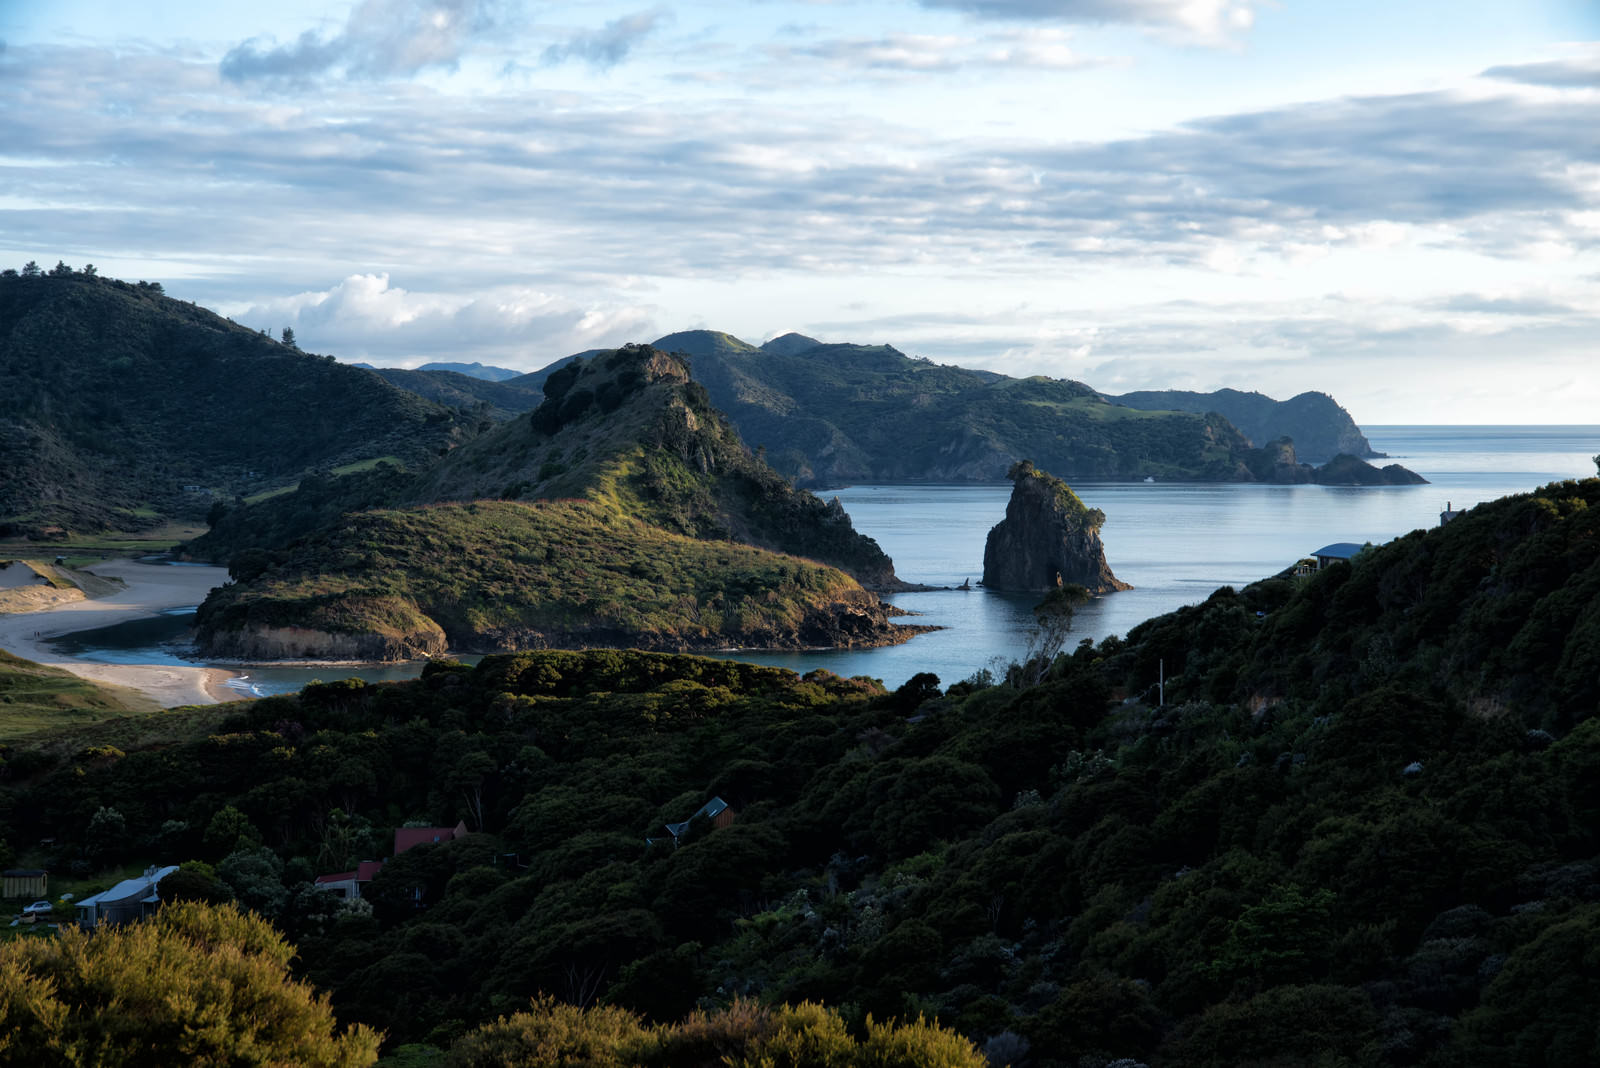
top-left (7, 477), bottom-right (1600, 1063)
top-left (0, 268), bottom-right (472, 536)
top-left (1110, 387), bottom-right (1381, 462)
top-left (193, 499), bottom-right (913, 659)
top-left (389, 331), bottom-right (1391, 486)
top-left (412, 344), bottom-right (898, 586)
top-left (617, 331), bottom-right (1258, 486)
top-left (366, 367), bottom-right (543, 421)
top-left (192, 345), bottom-right (908, 658)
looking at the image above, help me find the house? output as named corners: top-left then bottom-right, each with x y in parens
top-left (2, 869), bottom-right (48, 898)
top-left (312, 821), bottom-right (470, 897)
top-left (393, 821), bottom-right (468, 856)
top-left (1440, 501), bottom-right (1463, 525)
top-left (74, 865), bottom-right (178, 928)
top-left (1309, 543), bottom-right (1365, 570)
top-left (313, 860), bottom-right (385, 900)
top-left (650, 797), bottom-right (735, 846)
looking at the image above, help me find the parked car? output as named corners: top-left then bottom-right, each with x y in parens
top-left (20, 901), bottom-right (52, 916)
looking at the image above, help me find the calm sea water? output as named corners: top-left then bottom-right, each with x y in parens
top-left (49, 426), bottom-right (1600, 695)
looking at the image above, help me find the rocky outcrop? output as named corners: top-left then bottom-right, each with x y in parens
top-left (199, 622), bottom-right (447, 661)
top-left (1242, 439), bottom-right (1428, 485)
top-left (196, 593), bottom-right (448, 661)
top-left (982, 461), bottom-right (1130, 594)
top-left (1314, 454), bottom-right (1429, 486)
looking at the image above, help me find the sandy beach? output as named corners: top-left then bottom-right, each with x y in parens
top-left (0, 559), bottom-right (239, 707)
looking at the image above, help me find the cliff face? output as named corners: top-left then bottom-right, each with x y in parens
top-left (982, 461), bottom-right (1130, 594)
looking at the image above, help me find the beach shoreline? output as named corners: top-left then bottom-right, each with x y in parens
top-left (0, 559), bottom-right (242, 708)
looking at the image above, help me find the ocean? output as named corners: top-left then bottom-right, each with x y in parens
top-left (47, 426), bottom-right (1600, 694)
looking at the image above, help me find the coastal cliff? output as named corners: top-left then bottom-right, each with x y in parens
top-left (982, 461), bottom-right (1130, 594)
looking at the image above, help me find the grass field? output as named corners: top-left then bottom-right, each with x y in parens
top-left (0, 524), bottom-right (207, 562)
top-left (0, 650), bottom-right (161, 742)
top-left (243, 455), bottom-right (404, 504)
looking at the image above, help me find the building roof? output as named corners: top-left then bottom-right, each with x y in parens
top-left (3, 869), bottom-right (48, 877)
top-left (75, 865), bottom-right (178, 909)
top-left (315, 860), bottom-right (383, 886)
top-left (1310, 542), bottom-right (1364, 560)
top-left (664, 797), bottom-right (730, 839)
top-left (393, 821), bottom-right (468, 855)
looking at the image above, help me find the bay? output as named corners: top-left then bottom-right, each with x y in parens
top-left (48, 425), bottom-right (1600, 695)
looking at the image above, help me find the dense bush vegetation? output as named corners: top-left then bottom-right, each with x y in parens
top-left (6, 477), bottom-right (1599, 1064)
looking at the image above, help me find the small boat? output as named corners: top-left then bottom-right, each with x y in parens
top-left (1144, 476), bottom-right (1155, 483)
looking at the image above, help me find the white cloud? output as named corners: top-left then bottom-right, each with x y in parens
top-left (227, 274), bottom-right (658, 366)
top-left (916, 0), bottom-right (1263, 43)
top-left (541, 8), bottom-right (670, 69)
top-left (220, 0), bottom-right (501, 83)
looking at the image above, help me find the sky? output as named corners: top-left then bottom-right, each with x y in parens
top-left (1, 0), bottom-right (1596, 424)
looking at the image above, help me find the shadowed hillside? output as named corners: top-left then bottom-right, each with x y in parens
top-left (0, 268), bottom-right (472, 536)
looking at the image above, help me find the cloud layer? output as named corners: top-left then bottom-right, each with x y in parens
top-left (3, 2), bottom-right (1597, 420)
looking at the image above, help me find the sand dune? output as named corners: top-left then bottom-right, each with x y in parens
top-left (0, 559), bottom-right (239, 707)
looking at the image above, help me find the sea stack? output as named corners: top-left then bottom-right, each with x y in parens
top-left (982, 460), bottom-right (1130, 594)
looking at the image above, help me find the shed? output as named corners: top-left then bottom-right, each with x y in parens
top-left (1310, 543), bottom-right (1365, 569)
top-left (3, 869), bottom-right (48, 898)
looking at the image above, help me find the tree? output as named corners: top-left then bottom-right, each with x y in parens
top-left (282, 326), bottom-right (298, 347)
top-left (81, 263), bottom-right (97, 278)
top-left (0, 902), bottom-right (381, 1065)
top-left (1014, 584), bottom-right (1090, 686)
top-left (20, 260), bottom-right (41, 277)
top-left (49, 260), bottom-right (72, 277)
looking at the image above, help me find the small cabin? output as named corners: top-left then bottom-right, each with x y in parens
top-left (1309, 543), bottom-right (1364, 570)
top-left (3, 869), bottom-right (48, 898)
top-left (1440, 501), bottom-right (1463, 525)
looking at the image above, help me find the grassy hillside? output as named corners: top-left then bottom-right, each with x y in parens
top-left (8, 479), bottom-right (1600, 1064)
top-left (0, 649), bottom-right (158, 740)
top-left (194, 499), bottom-right (915, 658)
top-left (410, 344), bottom-right (899, 586)
top-left (188, 345), bottom-right (906, 658)
top-left (0, 268), bottom-right (473, 536)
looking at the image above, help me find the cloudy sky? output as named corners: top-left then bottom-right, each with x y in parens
top-left (2, 0), bottom-right (1596, 422)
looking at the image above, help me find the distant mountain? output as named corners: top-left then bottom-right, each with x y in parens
top-left (1109, 388), bottom-right (1381, 463)
top-left (0, 271), bottom-right (472, 536)
top-left (415, 361), bottom-right (523, 382)
top-left (652, 330), bottom-right (1253, 485)
top-left (761, 332), bottom-right (823, 356)
top-left (194, 344), bottom-right (912, 659)
top-left (366, 367), bottom-right (542, 421)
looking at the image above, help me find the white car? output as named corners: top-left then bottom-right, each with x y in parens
top-left (20, 901), bottom-right (52, 916)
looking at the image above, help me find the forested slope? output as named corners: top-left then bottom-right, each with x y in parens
top-left (0, 267), bottom-right (470, 535)
top-left (7, 476), bottom-right (1600, 1065)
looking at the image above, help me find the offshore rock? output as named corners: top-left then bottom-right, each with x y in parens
top-left (982, 461), bottom-right (1130, 594)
